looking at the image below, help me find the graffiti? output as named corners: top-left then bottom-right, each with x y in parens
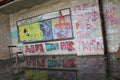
top-left (33, 71), bottom-right (48, 80)
top-left (48, 59), bottom-right (61, 67)
top-left (26, 58), bottom-right (45, 67)
top-left (46, 43), bottom-right (59, 51)
top-left (31, 45), bottom-right (35, 53)
top-left (25, 44), bottom-right (44, 53)
top-left (18, 16), bottom-right (73, 43)
top-left (74, 9), bottom-right (99, 30)
top-left (52, 16), bottom-right (73, 39)
top-left (56, 71), bottom-right (76, 80)
top-left (75, 29), bottom-right (94, 39)
top-left (75, 12), bottom-right (99, 30)
top-left (24, 70), bottom-right (77, 80)
top-left (47, 58), bottom-right (76, 68)
top-left (19, 19), bottom-right (53, 42)
top-left (25, 45), bottom-right (30, 52)
top-left (105, 5), bottom-right (120, 25)
top-left (19, 22), bottom-right (44, 42)
top-left (18, 8), bottom-right (73, 43)
top-left (24, 70), bottom-right (33, 79)
top-left (60, 41), bottom-right (74, 51)
top-left (73, 0), bottom-right (99, 30)
top-left (45, 41), bottom-right (74, 51)
top-left (39, 20), bottom-right (52, 40)
top-left (72, 0), bottom-right (104, 55)
top-left (25, 57), bottom-right (76, 68)
top-left (35, 44), bottom-right (44, 52)
top-left (76, 0), bottom-right (98, 10)
top-left (73, 0), bottom-right (98, 14)
top-left (24, 41), bottom-right (75, 55)
top-left (77, 40), bottom-right (104, 51)
top-left (63, 59), bottom-right (76, 68)
top-left (24, 71), bottom-right (48, 80)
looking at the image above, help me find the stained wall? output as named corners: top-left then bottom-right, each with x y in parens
top-left (9, 0), bottom-right (118, 80)
top-left (0, 13), bottom-right (11, 59)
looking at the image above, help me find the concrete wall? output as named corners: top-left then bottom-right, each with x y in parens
top-left (9, 0), bottom-right (106, 80)
top-left (0, 13), bottom-right (11, 59)
top-left (9, 0), bottom-right (73, 46)
top-left (103, 0), bottom-right (120, 53)
top-left (103, 0), bottom-right (120, 79)
top-left (10, 0), bottom-right (120, 80)
top-left (10, 0), bottom-right (104, 55)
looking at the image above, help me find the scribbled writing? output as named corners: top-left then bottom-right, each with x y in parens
top-left (52, 16), bottom-right (73, 39)
top-left (105, 5), bottom-right (120, 25)
top-left (26, 57), bottom-right (76, 68)
top-left (63, 59), bottom-right (76, 67)
top-left (25, 41), bottom-right (75, 55)
top-left (60, 41), bottom-right (74, 51)
top-left (73, 0), bottom-right (104, 54)
top-left (77, 40), bottom-right (104, 51)
top-left (73, 0), bottom-right (97, 11)
top-left (25, 44), bottom-right (44, 53)
top-left (45, 43), bottom-right (59, 51)
top-left (26, 58), bottom-right (45, 67)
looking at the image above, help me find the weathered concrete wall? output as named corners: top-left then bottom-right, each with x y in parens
top-left (2, 0), bottom-right (119, 79)
top-left (9, 0), bottom-right (106, 80)
top-left (2, 0), bottom-right (120, 79)
top-left (103, 0), bottom-right (120, 53)
top-left (10, 0), bottom-right (104, 55)
top-left (9, 0), bottom-right (71, 46)
top-left (103, 0), bottom-right (120, 79)
top-left (0, 13), bottom-right (11, 59)
top-left (20, 55), bottom-right (106, 80)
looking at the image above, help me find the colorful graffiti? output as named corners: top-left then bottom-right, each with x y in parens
top-left (39, 20), bottom-right (52, 40)
top-left (52, 16), bottom-right (73, 39)
top-left (46, 43), bottom-right (59, 51)
top-left (60, 41), bottom-right (74, 51)
top-left (76, 40), bottom-right (104, 51)
top-left (24, 41), bottom-right (75, 55)
top-left (26, 58), bottom-right (45, 67)
top-left (19, 22), bottom-right (43, 42)
top-left (63, 59), bottom-right (76, 68)
top-left (24, 70), bottom-right (77, 80)
top-left (17, 9), bottom-right (73, 43)
top-left (25, 44), bottom-right (44, 53)
top-left (25, 57), bottom-right (76, 68)
top-left (105, 5), bottom-right (120, 25)
top-left (73, 0), bottom-right (104, 55)
top-left (24, 71), bottom-right (48, 80)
